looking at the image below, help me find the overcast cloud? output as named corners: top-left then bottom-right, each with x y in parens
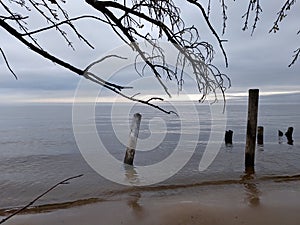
top-left (0, 1), bottom-right (299, 104)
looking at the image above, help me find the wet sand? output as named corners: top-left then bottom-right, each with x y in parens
top-left (2, 200), bottom-right (300, 225)
top-left (2, 182), bottom-right (300, 225)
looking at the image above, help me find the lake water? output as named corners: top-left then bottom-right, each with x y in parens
top-left (0, 102), bottom-right (299, 212)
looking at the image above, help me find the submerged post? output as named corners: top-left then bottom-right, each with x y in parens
top-left (257, 126), bottom-right (264, 146)
top-left (245, 89), bottom-right (259, 172)
top-left (285, 127), bottom-right (294, 145)
top-left (124, 113), bottom-right (142, 165)
top-left (278, 130), bottom-right (283, 144)
top-left (225, 130), bottom-right (233, 146)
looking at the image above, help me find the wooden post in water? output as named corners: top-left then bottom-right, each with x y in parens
top-left (257, 126), bottom-right (264, 146)
top-left (225, 130), bottom-right (233, 146)
top-left (278, 130), bottom-right (283, 144)
top-left (245, 89), bottom-right (259, 172)
top-left (124, 113), bottom-right (142, 165)
top-left (285, 127), bottom-right (294, 145)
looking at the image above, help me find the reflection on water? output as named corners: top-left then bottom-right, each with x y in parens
top-left (241, 171), bottom-right (261, 208)
top-left (127, 192), bottom-right (144, 219)
top-left (124, 164), bottom-right (140, 185)
top-left (278, 136), bottom-right (283, 144)
top-left (257, 144), bottom-right (264, 151)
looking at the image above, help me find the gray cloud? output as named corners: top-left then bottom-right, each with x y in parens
top-left (0, 1), bottom-right (299, 103)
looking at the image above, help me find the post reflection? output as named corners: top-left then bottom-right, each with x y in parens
top-left (124, 164), bottom-right (140, 185)
top-left (123, 165), bottom-right (144, 217)
top-left (241, 170), bottom-right (261, 207)
top-left (127, 192), bottom-right (145, 220)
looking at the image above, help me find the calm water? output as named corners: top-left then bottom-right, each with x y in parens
top-left (0, 103), bottom-right (299, 211)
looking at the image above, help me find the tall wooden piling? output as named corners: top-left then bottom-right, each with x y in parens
top-left (257, 126), bottom-right (264, 146)
top-left (245, 89), bottom-right (259, 172)
top-left (124, 113), bottom-right (142, 165)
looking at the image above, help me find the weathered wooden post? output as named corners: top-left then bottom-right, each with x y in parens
top-left (245, 89), bottom-right (259, 173)
top-left (257, 126), bottom-right (264, 146)
top-left (285, 127), bottom-right (294, 145)
top-left (278, 130), bottom-right (283, 144)
top-left (124, 113), bottom-right (142, 165)
top-left (225, 130), bottom-right (233, 146)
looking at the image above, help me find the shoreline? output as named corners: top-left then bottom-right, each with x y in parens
top-left (2, 195), bottom-right (300, 225)
top-left (1, 173), bottom-right (300, 215)
top-left (1, 178), bottom-right (300, 225)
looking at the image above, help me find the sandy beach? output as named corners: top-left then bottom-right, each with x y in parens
top-left (2, 199), bottom-right (300, 225)
top-left (2, 179), bottom-right (300, 225)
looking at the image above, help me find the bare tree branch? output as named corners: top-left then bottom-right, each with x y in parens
top-left (27, 0), bottom-right (75, 49)
top-left (186, 0), bottom-right (229, 67)
top-left (0, 15), bottom-right (28, 20)
top-left (86, 0), bottom-right (230, 103)
top-left (0, 0), bottom-right (233, 110)
top-left (0, 18), bottom-right (127, 91)
top-left (268, 0), bottom-right (298, 66)
top-left (0, 1), bottom-right (42, 49)
top-left (22, 15), bottom-right (109, 38)
top-left (0, 47), bottom-right (18, 80)
top-left (220, 0), bottom-right (228, 35)
top-left (269, 0), bottom-right (296, 33)
top-left (238, 0), bottom-right (298, 66)
top-left (288, 47), bottom-right (300, 67)
top-left (0, 174), bottom-right (84, 225)
top-left (242, 0), bottom-right (262, 35)
top-left (0, 14), bottom-right (182, 115)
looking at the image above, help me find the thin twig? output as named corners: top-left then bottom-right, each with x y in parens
top-left (269, 0), bottom-right (296, 33)
top-left (22, 15), bottom-right (109, 37)
top-left (2, 0), bottom-right (231, 113)
top-left (0, 174), bottom-right (83, 224)
top-left (0, 48), bottom-right (18, 80)
top-left (186, 0), bottom-right (228, 67)
top-left (288, 47), bottom-right (300, 67)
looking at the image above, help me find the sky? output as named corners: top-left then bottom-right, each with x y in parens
top-left (0, 0), bottom-right (299, 104)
